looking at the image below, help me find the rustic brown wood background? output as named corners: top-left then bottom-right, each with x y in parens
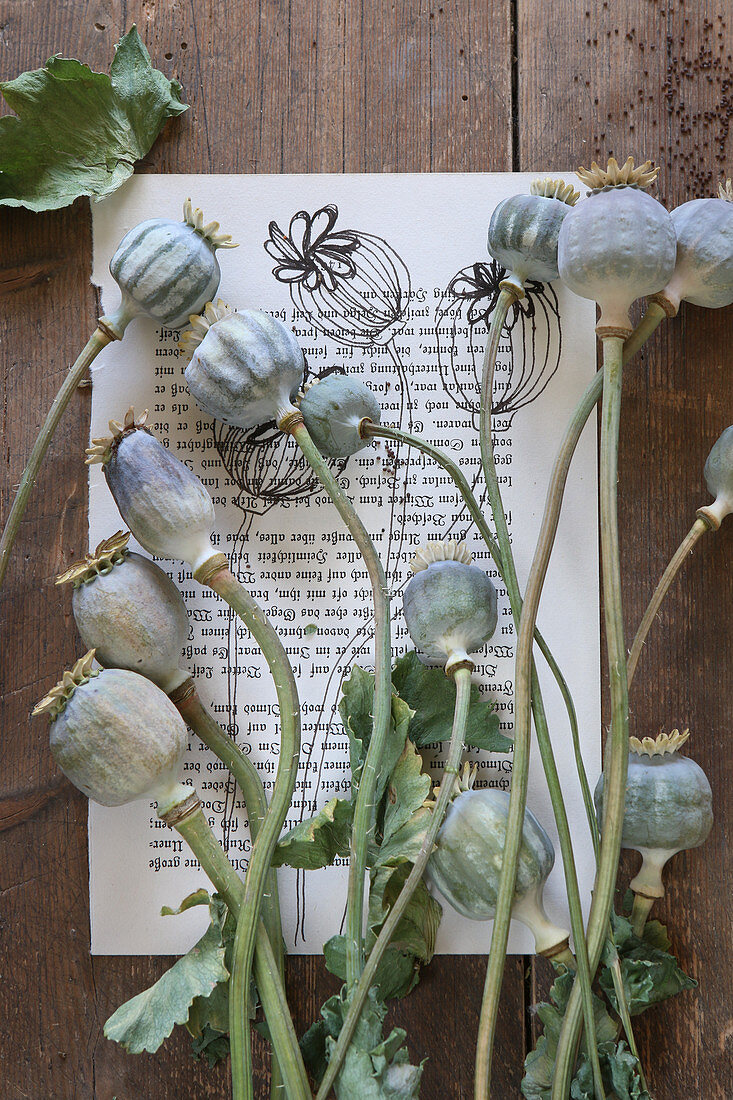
top-left (1, 1), bottom-right (731, 1097)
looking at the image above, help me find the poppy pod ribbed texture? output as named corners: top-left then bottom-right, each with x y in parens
top-left (487, 178), bottom-right (580, 293)
top-left (34, 654), bottom-right (189, 808)
top-left (427, 788), bottom-right (568, 955)
top-left (181, 303), bottom-right (305, 430)
top-left (557, 157), bottom-right (677, 334)
top-left (58, 532), bottom-right (190, 693)
top-left (702, 424), bottom-right (733, 525)
top-left (594, 731), bottom-right (713, 897)
top-left (109, 199), bottom-right (236, 329)
top-left (86, 410), bottom-right (216, 572)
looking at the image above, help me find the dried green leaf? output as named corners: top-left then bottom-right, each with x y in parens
top-left (391, 650), bottom-right (510, 753)
top-left (272, 796), bottom-right (354, 869)
top-left (189, 1024), bottom-right (230, 1067)
top-left (160, 887), bottom-right (211, 916)
top-left (0, 26), bottom-right (187, 211)
top-left (381, 738), bottom-right (432, 847)
top-left (321, 987), bottom-right (424, 1099)
top-left (521, 968), bottom-right (617, 1099)
top-left (571, 1041), bottom-right (651, 1100)
top-left (600, 911), bottom-right (696, 1016)
top-left (339, 665), bottom-right (412, 802)
top-left (103, 920), bottom-right (228, 1054)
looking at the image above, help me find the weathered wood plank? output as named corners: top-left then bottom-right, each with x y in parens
top-left (0, 2), bottom-right (516, 1098)
top-left (519, 2), bottom-right (733, 1096)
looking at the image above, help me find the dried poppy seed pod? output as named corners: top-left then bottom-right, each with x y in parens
top-left (487, 178), bottom-right (580, 294)
top-left (698, 424), bottom-right (733, 528)
top-left (33, 652), bottom-right (190, 809)
top-left (656, 181), bottom-right (733, 314)
top-left (299, 374), bottom-right (381, 457)
top-left (180, 302), bottom-right (305, 430)
top-left (56, 532), bottom-right (190, 693)
top-left (402, 541), bottom-right (498, 674)
top-left (86, 409), bottom-right (217, 573)
top-left (108, 199), bottom-right (237, 333)
top-left (594, 730), bottom-right (713, 900)
top-left (427, 786), bottom-right (569, 957)
top-left (557, 157), bottom-right (676, 335)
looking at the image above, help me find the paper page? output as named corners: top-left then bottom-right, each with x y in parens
top-left (88, 173), bottom-right (600, 956)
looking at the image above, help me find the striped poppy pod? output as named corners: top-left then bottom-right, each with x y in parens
top-left (108, 198), bottom-right (237, 332)
top-left (487, 178), bottom-right (580, 294)
top-left (594, 730), bottom-right (713, 901)
top-left (657, 181), bottom-right (733, 314)
top-left (698, 424), bottom-right (733, 529)
top-left (427, 783), bottom-right (569, 958)
top-left (402, 540), bottom-right (498, 674)
top-left (181, 302), bottom-right (305, 430)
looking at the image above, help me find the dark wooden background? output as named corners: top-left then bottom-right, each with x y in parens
top-left (1, 2), bottom-right (731, 1097)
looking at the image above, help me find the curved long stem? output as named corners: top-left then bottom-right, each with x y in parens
top-left (551, 336), bottom-right (630, 1100)
top-left (0, 324), bottom-right (121, 588)
top-left (502, 307), bottom-right (666, 1096)
top-left (174, 683), bottom-right (285, 974)
top-left (173, 683), bottom-right (287, 1095)
top-left (474, 292), bottom-right (603, 1100)
top-left (165, 799), bottom-right (311, 1100)
top-left (289, 419), bottom-right (392, 989)
top-left (363, 421), bottom-right (600, 852)
top-left (315, 665), bottom-right (473, 1100)
top-left (196, 564), bottom-right (301, 1100)
top-left (627, 516), bottom-right (711, 686)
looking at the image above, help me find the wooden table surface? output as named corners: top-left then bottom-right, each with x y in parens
top-left (1, 2), bottom-right (731, 1097)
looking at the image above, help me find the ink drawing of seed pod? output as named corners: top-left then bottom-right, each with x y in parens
top-left (265, 204), bottom-right (411, 347)
top-left (434, 259), bottom-right (562, 432)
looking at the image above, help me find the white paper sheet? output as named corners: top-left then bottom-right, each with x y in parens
top-left (89, 173), bottom-right (600, 956)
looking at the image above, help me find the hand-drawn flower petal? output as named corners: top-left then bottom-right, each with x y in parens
top-left (273, 265), bottom-right (309, 283)
top-left (289, 210), bottom-right (313, 255)
top-left (265, 222), bottom-right (302, 262)
top-left (308, 204), bottom-right (340, 247)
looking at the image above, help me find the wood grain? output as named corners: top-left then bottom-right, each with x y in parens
top-left (0, 0), bottom-right (730, 1097)
top-left (0, 3), bottom-right (517, 1098)
top-left (519, 2), bottom-right (733, 1097)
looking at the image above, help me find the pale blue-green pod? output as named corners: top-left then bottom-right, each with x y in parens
top-left (108, 199), bottom-right (236, 331)
top-left (700, 424), bottom-right (733, 527)
top-left (558, 157), bottom-right (676, 334)
top-left (299, 374), bottom-right (381, 457)
top-left (403, 541), bottom-right (497, 673)
top-left (662, 190), bottom-right (733, 312)
top-left (427, 787), bottom-right (569, 955)
top-left (57, 532), bottom-right (190, 694)
top-left (594, 730), bottom-right (713, 898)
top-left (182, 303), bottom-right (305, 430)
top-left (86, 411), bottom-right (216, 573)
top-left (33, 653), bottom-right (189, 809)
top-left (487, 179), bottom-right (580, 293)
